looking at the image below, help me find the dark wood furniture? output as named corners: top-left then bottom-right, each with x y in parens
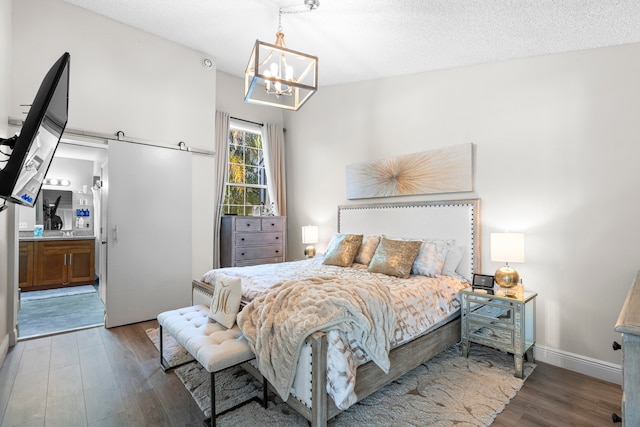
top-left (19, 238), bottom-right (95, 290)
top-left (220, 216), bottom-right (286, 267)
top-left (18, 241), bottom-right (35, 288)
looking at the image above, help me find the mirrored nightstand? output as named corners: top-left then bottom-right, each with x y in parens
top-left (460, 288), bottom-right (537, 378)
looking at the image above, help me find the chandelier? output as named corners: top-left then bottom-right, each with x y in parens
top-left (244, 0), bottom-right (319, 111)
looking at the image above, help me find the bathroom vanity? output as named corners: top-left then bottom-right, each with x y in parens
top-left (19, 236), bottom-right (95, 290)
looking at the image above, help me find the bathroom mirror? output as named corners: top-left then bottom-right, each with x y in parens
top-left (36, 189), bottom-right (73, 230)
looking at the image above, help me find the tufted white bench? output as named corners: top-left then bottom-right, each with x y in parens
top-left (157, 304), bottom-right (267, 427)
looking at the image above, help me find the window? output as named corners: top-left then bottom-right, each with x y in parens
top-left (222, 122), bottom-right (267, 216)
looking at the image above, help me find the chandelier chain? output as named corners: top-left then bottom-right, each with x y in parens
top-left (277, 0), bottom-right (319, 32)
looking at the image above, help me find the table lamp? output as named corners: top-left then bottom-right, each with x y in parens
top-left (302, 225), bottom-right (318, 258)
top-left (490, 232), bottom-right (524, 296)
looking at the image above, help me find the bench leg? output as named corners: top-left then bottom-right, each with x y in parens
top-left (202, 368), bottom-right (269, 426)
top-left (211, 372), bottom-right (216, 427)
top-left (263, 375), bottom-right (268, 409)
top-left (158, 324), bottom-right (195, 372)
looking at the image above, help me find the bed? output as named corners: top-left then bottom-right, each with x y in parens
top-left (197, 199), bottom-right (480, 426)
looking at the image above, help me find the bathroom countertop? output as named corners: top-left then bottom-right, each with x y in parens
top-left (19, 235), bottom-right (96, 242)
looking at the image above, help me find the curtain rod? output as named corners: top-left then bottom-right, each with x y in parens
top-left (231, 116), bottom-right (263, 127)
top-left (229, 116), bottom-right (285, 132)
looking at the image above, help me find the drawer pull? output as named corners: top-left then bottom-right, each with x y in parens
top-left (612, 341), bottom-right (622, 351)
top-left (275, 237), bottom-right (279, 240)
top-left (241, 238), bottom-right (245, 241)
top-left (241, 252), bottom-right (245, 256)
top-left (612, 413), bottom-right (622, 423)
top-left (275, 250), bottom-right (279, 253)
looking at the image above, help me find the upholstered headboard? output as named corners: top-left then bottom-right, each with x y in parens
top-left (338, 199), bottom-right (480, 281)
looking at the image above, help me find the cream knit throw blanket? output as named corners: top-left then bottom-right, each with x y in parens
top-left (237, 275), bottom-right (396, 401)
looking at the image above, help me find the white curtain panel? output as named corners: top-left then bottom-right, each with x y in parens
top-left (262, 123), bottom-right (287, 216)
top-left (213, 111), bottom-right (230, 269)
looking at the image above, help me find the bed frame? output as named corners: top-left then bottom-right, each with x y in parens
top-left (208, 199), bottom-right (480, 426)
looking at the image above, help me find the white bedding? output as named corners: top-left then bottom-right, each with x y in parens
top-left (202, 256), bottom-right (469, 409)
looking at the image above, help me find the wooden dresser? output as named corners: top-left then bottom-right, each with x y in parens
top-left (220, 216), bottom-right (286, 267)
top-left (614, 271), bottom-right (640, 425)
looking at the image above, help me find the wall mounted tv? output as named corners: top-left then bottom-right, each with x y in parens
top-left (0, 52), bottom-right (70, 208)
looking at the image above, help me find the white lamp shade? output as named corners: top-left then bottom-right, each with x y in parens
top-left (490, 232), bottom-right (525, 263)
top-left (302, 225), bottom-right (318, 244)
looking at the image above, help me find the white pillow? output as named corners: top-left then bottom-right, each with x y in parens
top-left (354, 235), bottom-right (381, 266)
top-left (208, 274), bottom-right (242, 329)
top-left (442, 245), bottom-right (465, 277)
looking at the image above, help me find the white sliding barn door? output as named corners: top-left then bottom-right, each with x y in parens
top-left (105, 140), bottom-right (192, 328)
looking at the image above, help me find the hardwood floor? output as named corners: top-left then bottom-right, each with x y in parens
top-left (0, 321), bottom-right (622, 426)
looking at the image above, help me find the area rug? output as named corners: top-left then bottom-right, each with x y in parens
top-left (146, 328), bottom-right (534, 426)
top-left (21, 285), bottom-right (97, 301)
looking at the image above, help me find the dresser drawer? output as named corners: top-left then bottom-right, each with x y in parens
top-left (468, 301), bottom-right (515, 327)
top-left (467, 321), bottom-right (515, 349)
top-left (236, 257), bottom-right (284, 267)
top-left (261, 218), bottom-right (284, 232)
top-left (234, 218), bottom-right (262, 231)
top-left (236, 245), bottom-right (284, 261)
top-left (236, 232), bottom-right (284, 247)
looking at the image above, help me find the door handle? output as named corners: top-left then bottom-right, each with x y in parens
top-left (69, 253), bottom-right (73, 265)
top-left (64, 253), bottom-right (67, 265)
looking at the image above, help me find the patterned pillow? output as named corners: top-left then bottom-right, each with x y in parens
top-left (412, 239), bottom-right (452, 277)
top-left (354, 235), bottom-right (381, 266)
top-left (368, 237), bottom-right (422, 278)
top-left (208, 274), bottom-right (242, 329)
top-left (323, 233), bottom-right (363, 267)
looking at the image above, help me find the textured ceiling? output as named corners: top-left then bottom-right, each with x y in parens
top-left (63, 0), bottom-right (640, 86)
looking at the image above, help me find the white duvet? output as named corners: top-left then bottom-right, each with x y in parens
top-left (202, 257), bottom-right (469, 410)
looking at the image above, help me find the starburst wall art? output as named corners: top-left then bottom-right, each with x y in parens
top-left (345, 143), bottom-right (473, 199)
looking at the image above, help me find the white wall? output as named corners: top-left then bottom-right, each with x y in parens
top-left (11, 0), bottom-right (217, 279)
top-left (0, 0), bottom-right (12, 368)
top-left (283, 43), bottom-right (640, 381)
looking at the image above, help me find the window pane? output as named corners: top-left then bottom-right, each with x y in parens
top-left (230, 130), bottom-right (243, 148)
top-left (246, 132), bottom-right (262, 149)
top-left (246, 167), bottom-right (261, 185)
top-left (245, 187), bottom-right (263, 206)
top-left (226, 186), bottom-right (244, 205)
top-left (228, 161), bottom-right (245, 184)
top-left (245, 147), bottom-right (262, 167)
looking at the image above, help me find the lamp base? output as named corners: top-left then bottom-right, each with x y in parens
top-left (494, 265), bottom-right (520, 288)
top-left (304, 245), bottom-right (316, 258)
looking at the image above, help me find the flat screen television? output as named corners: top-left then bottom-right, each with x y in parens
top-left (0, 52), bottom-right (70, 208)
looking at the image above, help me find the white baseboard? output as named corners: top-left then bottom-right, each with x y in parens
top-left (0, 333), bottom-right (9, 369)
top-left (534, 345), bottom-right (622, 385)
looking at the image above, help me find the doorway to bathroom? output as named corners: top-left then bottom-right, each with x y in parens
top-left (16, 141), bottom-right (107, 339)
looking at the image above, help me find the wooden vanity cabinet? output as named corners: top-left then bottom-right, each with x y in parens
top-left (33, 240), bottom-right (95, 288)
top-left (18, 242), bottom-right (35, 288)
